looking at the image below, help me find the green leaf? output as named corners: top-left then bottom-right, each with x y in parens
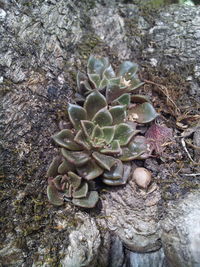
top-left (51, 175), bottom-right (63, 191)
top-left (103, 162), bottom-right (131, 185)
top-left (81, 120), bottom-right (95, 137)
top-left (103, 159), bottom-right (123, 180)
top-left (52, 129), bottom-right (82, 150)
top-left (106, 84), bottom-right (126, 103)
top-left (109, 105), bottom-right (126, 124)
top-left (100, 140), bottom-right (122, 155)
top-left (87, 55), bottom-right (109, 76)
top-left (61, 148), bottom-right (90, 166)
top-left (76, 71), bottom-right (92, 95)
top-left (91, 125), bottom-right (104, 140)
top-left (108, 77), bottom-right (121, 86)
top-left (103, 65), bottom-right (115, 79)
top-left (68, 103), bottom-right (87, 129)
top-left (102, 126), bottom-right (115, 144)
top-left (76, 160), bottom-right (103, 180)
top-left (114, 123), bottom-right (136, 146)
top-left (99, 77), bottom-right (108, 89)
top-left (58, 159), bottom-right (75, 174)
top-left (128, 78), bottom-right (144, 91)
top-left (47, 185), bottom-right (63, 206)
top-left (118, 61), bottom-right (138, 79)
top-left (92, 152), bottom-right (116, 171)
top-left (72, 191), bottom-right (99, 208)
top-left (131, 94), bottom-right (150, 103)
top-left (74, 130), bottom-right (91, 150)
top-left (128, 136), bottom-right (150, 159)
top-left (128, 102), bottom-right (159, 123)
top-left (112, 93), bottom-right (131, 106)
top-left (84, 91), bottom-right (107, 120)
top-left (68, 172), bottom-right (82, 189)
top-left (119, 147), bottom-right (145, 161)
top-left (92, 107), bottom-right (113, 126)
top-left (88, 73), bottom-right (101, 88)
top-left (46, 156), bottom-right (61, 177)
top-left (73, 182), bottom-right (88, 198)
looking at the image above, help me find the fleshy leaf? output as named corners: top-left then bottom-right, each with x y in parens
top-left (68, 103), bottom-right (87, 129)
top-left (68, 172), bottom-right (82, 189)
top-left (103, 65), bottom-right (115, 79)
top-left (118, 61), bottom-right (138, 79)
top-left (102, 126), bottom-right (115, 144)
top-left (76, 71), bottom-right (92, 95)
top-left (74, 130), bottom-right (91, 150)
top-left (131, 94), bottom-right (150, 104)
top-left (92, 107), bottom-right (113, 126)
top-left (72, 191), bottom-right (99, 208)
top-left (46, 156), bottom-right (61, 177)
top-left (76, 160), bottom-right (103, 180)
top-left (58, 159), bottom-right (75, 174)
top-left (109, 105), bottom-right (126, 124)
top-left (47, 185), bottom-right (63, 206)
top-left (114, 123), bottom-right (136, 146)
top-left (92, 152), bottom-right (116, 171)
top-left (119, 147), bottom-right (145, 161)
top-left (100, 140), bottom-right (122, 155)
top-left (84, 91), bottom-right (107, 120)
top-left (128, 78), bottom-right (144, 91)
top-left (88, 73), bottom-right (101, 88)
top-left (108, 77), bottom-right (121, 86)
top-left (87, 55), bottom-right (109, 76)
top-left (91, 125), bottom-right (104, 140)
top-left (128, 136), bottom-right (150, 159)
top-left (112, 93), bottom-right (131, 107)
top-left (81, 120), bottom-right (95, 137)
top-left (103, 162), bottom-right (131, 185)
top-left (128, 102), bottom-right (159, 123)
top-left (61, 148), bottom-right (90, 166)
top-left (73, 182), bottom-right (88, 198)
top-left (99, 78), bottom-right (108, 89)
top-left (106, 84), bottom-right (126, 103)
top-left (103, 159), bottom-right (123, 180)
top-left (52, 129), bottom-right (82, 150)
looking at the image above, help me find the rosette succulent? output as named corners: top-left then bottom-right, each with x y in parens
top-left (46, 55), bottom-right (159, 208)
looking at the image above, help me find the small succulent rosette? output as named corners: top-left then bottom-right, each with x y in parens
top-left (46, 56), bottom-right (159, 208)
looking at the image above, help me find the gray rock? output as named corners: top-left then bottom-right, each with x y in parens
top-left (60, 213), bottom-right (100, 267)
top-left (161, 191), bottom-right (200, 267)
top-left (97, 181), bottom-right (161, 253)
top-left (0, 8), bottom-right (6, 20)
top-left (126, 248), bottom-right (166, 267)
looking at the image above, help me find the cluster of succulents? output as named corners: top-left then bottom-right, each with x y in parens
top-left (46, 55), bottom-right (159, 208)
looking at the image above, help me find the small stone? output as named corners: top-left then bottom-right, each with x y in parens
top-left (133, 167), bottom-right (152, 189)
top-left (0, 8), bottom-right (6, 21)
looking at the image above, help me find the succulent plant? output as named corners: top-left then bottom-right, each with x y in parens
top-left (46, 55), bottom-right (159, 208)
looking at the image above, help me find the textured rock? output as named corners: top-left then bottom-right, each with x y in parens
top-left (60, 213), bottom-right (100, 267)
top-left (161, 191), bottom-right (200, 267)
top-left (126, 248), bottom-right (166, 267)
top-left (97, 180), bottom-right (161, 252)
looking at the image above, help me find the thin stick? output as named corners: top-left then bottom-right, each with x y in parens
top-left (183, 173), bottom-right (200, 177)
top-left (181, 138), bottom-right (194, 162)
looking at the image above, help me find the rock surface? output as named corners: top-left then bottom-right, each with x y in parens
top-left (161, 191), bottom-right (200, 267)
top-left (1, 0), bottom-right (200, 266)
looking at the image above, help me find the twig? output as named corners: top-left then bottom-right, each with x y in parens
top-left (144, 79), bottom-right (180, 114)
top-left (181, 138), bottom-right (194, 162)
top-left (185, 139), bottom-right (200, 151)
top-left (183, 173), bottom-right (200, 177)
